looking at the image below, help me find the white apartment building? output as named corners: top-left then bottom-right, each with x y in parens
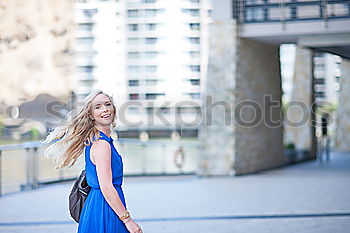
top-left (313, 52), bottom-right (341, 105)
top-left (280, 46), bottom-right (341, 106)
top-left (74, 0), bottom-right (125, 104)
top-left (280, 44), bottom-right (296, 104)
top-left (74, 0), bottom-right (212, 136)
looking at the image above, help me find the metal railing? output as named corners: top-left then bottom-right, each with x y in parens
top-left (234, 0), bottom-right (350, 24)
top-left (0, 141), bottom-right (43, 196)
top-left (0, 139), bottom-right (199, 197)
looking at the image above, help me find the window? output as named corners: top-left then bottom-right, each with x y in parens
top-left (189, 37), bottom-right (200, 44)
top-left (159, 107), bottom-right (170, 114)
top-left (128, 80), bottom-right (139, 86)
top-left (129, 93), bottom-right (139, 100)
top-left (146, 93), bottom-right (165, 99)
top-left (190, 79), bottom-right (200, 85)
top-left (208, 9), bottom-right (212, 17)
top-left (145, 9), bottom-right (163, 17)
top-left (176, 106), bottom-right (201, 114)
top-left (315, 63), bottom-right (325, 71)
top-left (78, 65), bottom-right (94, 73)
top-left (189, 23), bottom-right (200, 30)
top-left (78, 23), bottom-right (93, 31)
top-left (128, 52), bottom-right (140, 59)
top-left (128, 24), bottom-right (139, 31)
top-left (76, 51), bottom-right (97, 56)
top-left (189, 93), bottom-right (200, 99)
top-left (145, 65), bottom-right (158, 72)
top-left (144, 51), bottom-right (158, 58)
top-left (315, 92), bottom-right (325, 98)
top-left (246, 8), bottom-right (264, 22)
top-left (128, 66), bottom-right (139, 72)
top-left (315, 78), bottom-right (325, 85)
top-left (145, 9), bottom-right (157, 17)
top-left (145, 37), bottom-right (157, 44)
top-left (83, 9), bottom-right (97, 18)
top-left (145, 23), bottom-right (157, 31)
top-left (128, 9), bottom-right (139, 17)
top-left (146, 107), bottom-right (154, 114)
top-left (148, 107), bottom-right (170, 114)
top-left (189, 51), bottom-right (200, 58)
top-left (77, 37), bottom-right (94, 45)
top-left (128, 107), bottom-right (140, 114)
top-left (189, 65), bottom-right (200, 72)
top-left (176, 107), bottom-right (198, 114)
top-left (145, 79), bottom-right (158, 86)
top-left (128, 38), bottom-right (139, 44)
top-left (182, 9), bottom-right (200, 16)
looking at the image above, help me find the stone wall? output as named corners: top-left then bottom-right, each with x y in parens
top-left (335, 58), bottom-right (350, 152)
top-left (197, 21), bottom-right (237, 176)
top-left (234, 38), bottom-right (285, 175)
top-left (198, 20), bottom-right (285, 176)
top-left (285, 47), bottom-right (313, 152)
top-left (0, 0), bottom-right (76, 106)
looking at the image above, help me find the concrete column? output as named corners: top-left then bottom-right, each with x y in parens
top-left (335, 58), bottom-right (350, 152)
top-left (285, 47), bottom-right (314, 152)
top-left (198, 21), bottom-right (285, 176)
top-left (233, 38), bottom-right (285, 175)
top-left (197, 21), bottom-right (236, 176)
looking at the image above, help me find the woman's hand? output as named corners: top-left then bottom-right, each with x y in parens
top-left (124, 218), bottom-right (142, 233)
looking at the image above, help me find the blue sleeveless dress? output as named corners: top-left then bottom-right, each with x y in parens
top-left (77, 131), bottom-right (128, 233)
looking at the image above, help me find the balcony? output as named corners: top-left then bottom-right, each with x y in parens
top-left (231, 1), bottom-right (350, 58)
top-left (234, 0), bottom-right (350, 24)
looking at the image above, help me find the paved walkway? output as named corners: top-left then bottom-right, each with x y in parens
top-left (0, 152), bottom-right (350, 233)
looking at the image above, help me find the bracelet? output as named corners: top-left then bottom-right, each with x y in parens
top-left (123, 217), bottom-right (131, 224)
top-left (119, 211), bottom-right (131, 221)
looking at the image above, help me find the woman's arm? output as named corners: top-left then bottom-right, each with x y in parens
top-left (91, 140), bottom-right (142, 233)
top-left (91, 140), bottom-right (126, 216)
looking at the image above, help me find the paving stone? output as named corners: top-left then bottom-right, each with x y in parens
top-left (0, 152), bottom-right (349, 233)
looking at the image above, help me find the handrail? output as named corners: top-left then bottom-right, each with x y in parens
top-left (0, 139), bottom-right (198, 150)
top-left (233, 0), bottom-right (350, 24)
top-left (0, 138), bottom-right (199, 197)
top-left (0, 141), bottom-right (43, 196)
top-left (0, 141), bottom-right (43, 151)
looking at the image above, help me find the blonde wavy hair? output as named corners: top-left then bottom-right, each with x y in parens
top-left (43, 90), bottom-right (117, 169)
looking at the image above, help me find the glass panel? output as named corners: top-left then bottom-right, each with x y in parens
top-left (269, 6), bottom-right (291, 20)
top-left (128, 80), bottom-right (139, 86)
top-left (189, 23), bottom-right (200, 30)
top-left (128, 9), bottom-right (139, 18)
top-left (297, 5), bottom-right (320, 18)
top-left (246, 8), bottom-right (264, 21)
top-left (327, 3), bottom-right (349, 17)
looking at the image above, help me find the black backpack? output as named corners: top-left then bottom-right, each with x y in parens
top-left (69, 170), bottom-right (91, 223)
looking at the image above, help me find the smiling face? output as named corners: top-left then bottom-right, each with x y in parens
top-left (90, 93), bottom-right (115, 128)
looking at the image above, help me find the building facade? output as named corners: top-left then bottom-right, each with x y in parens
top-left (313, 52), bottom-right (341, 105)
top-left (198, 0), bottom-right (350, 175)
top-left (74, 0), bottom-right (212, 137)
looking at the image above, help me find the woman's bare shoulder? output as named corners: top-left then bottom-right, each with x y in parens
top-left (91, 139), bottom-right (111, 152)
top-left (90, 139), bottom-right (111, 165)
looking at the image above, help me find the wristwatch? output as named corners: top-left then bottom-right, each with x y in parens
top-left (119, 211), bottom-right (131, 221)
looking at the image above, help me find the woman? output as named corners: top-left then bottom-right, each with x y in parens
top-left (44, 90), bottom-right (142, 233)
